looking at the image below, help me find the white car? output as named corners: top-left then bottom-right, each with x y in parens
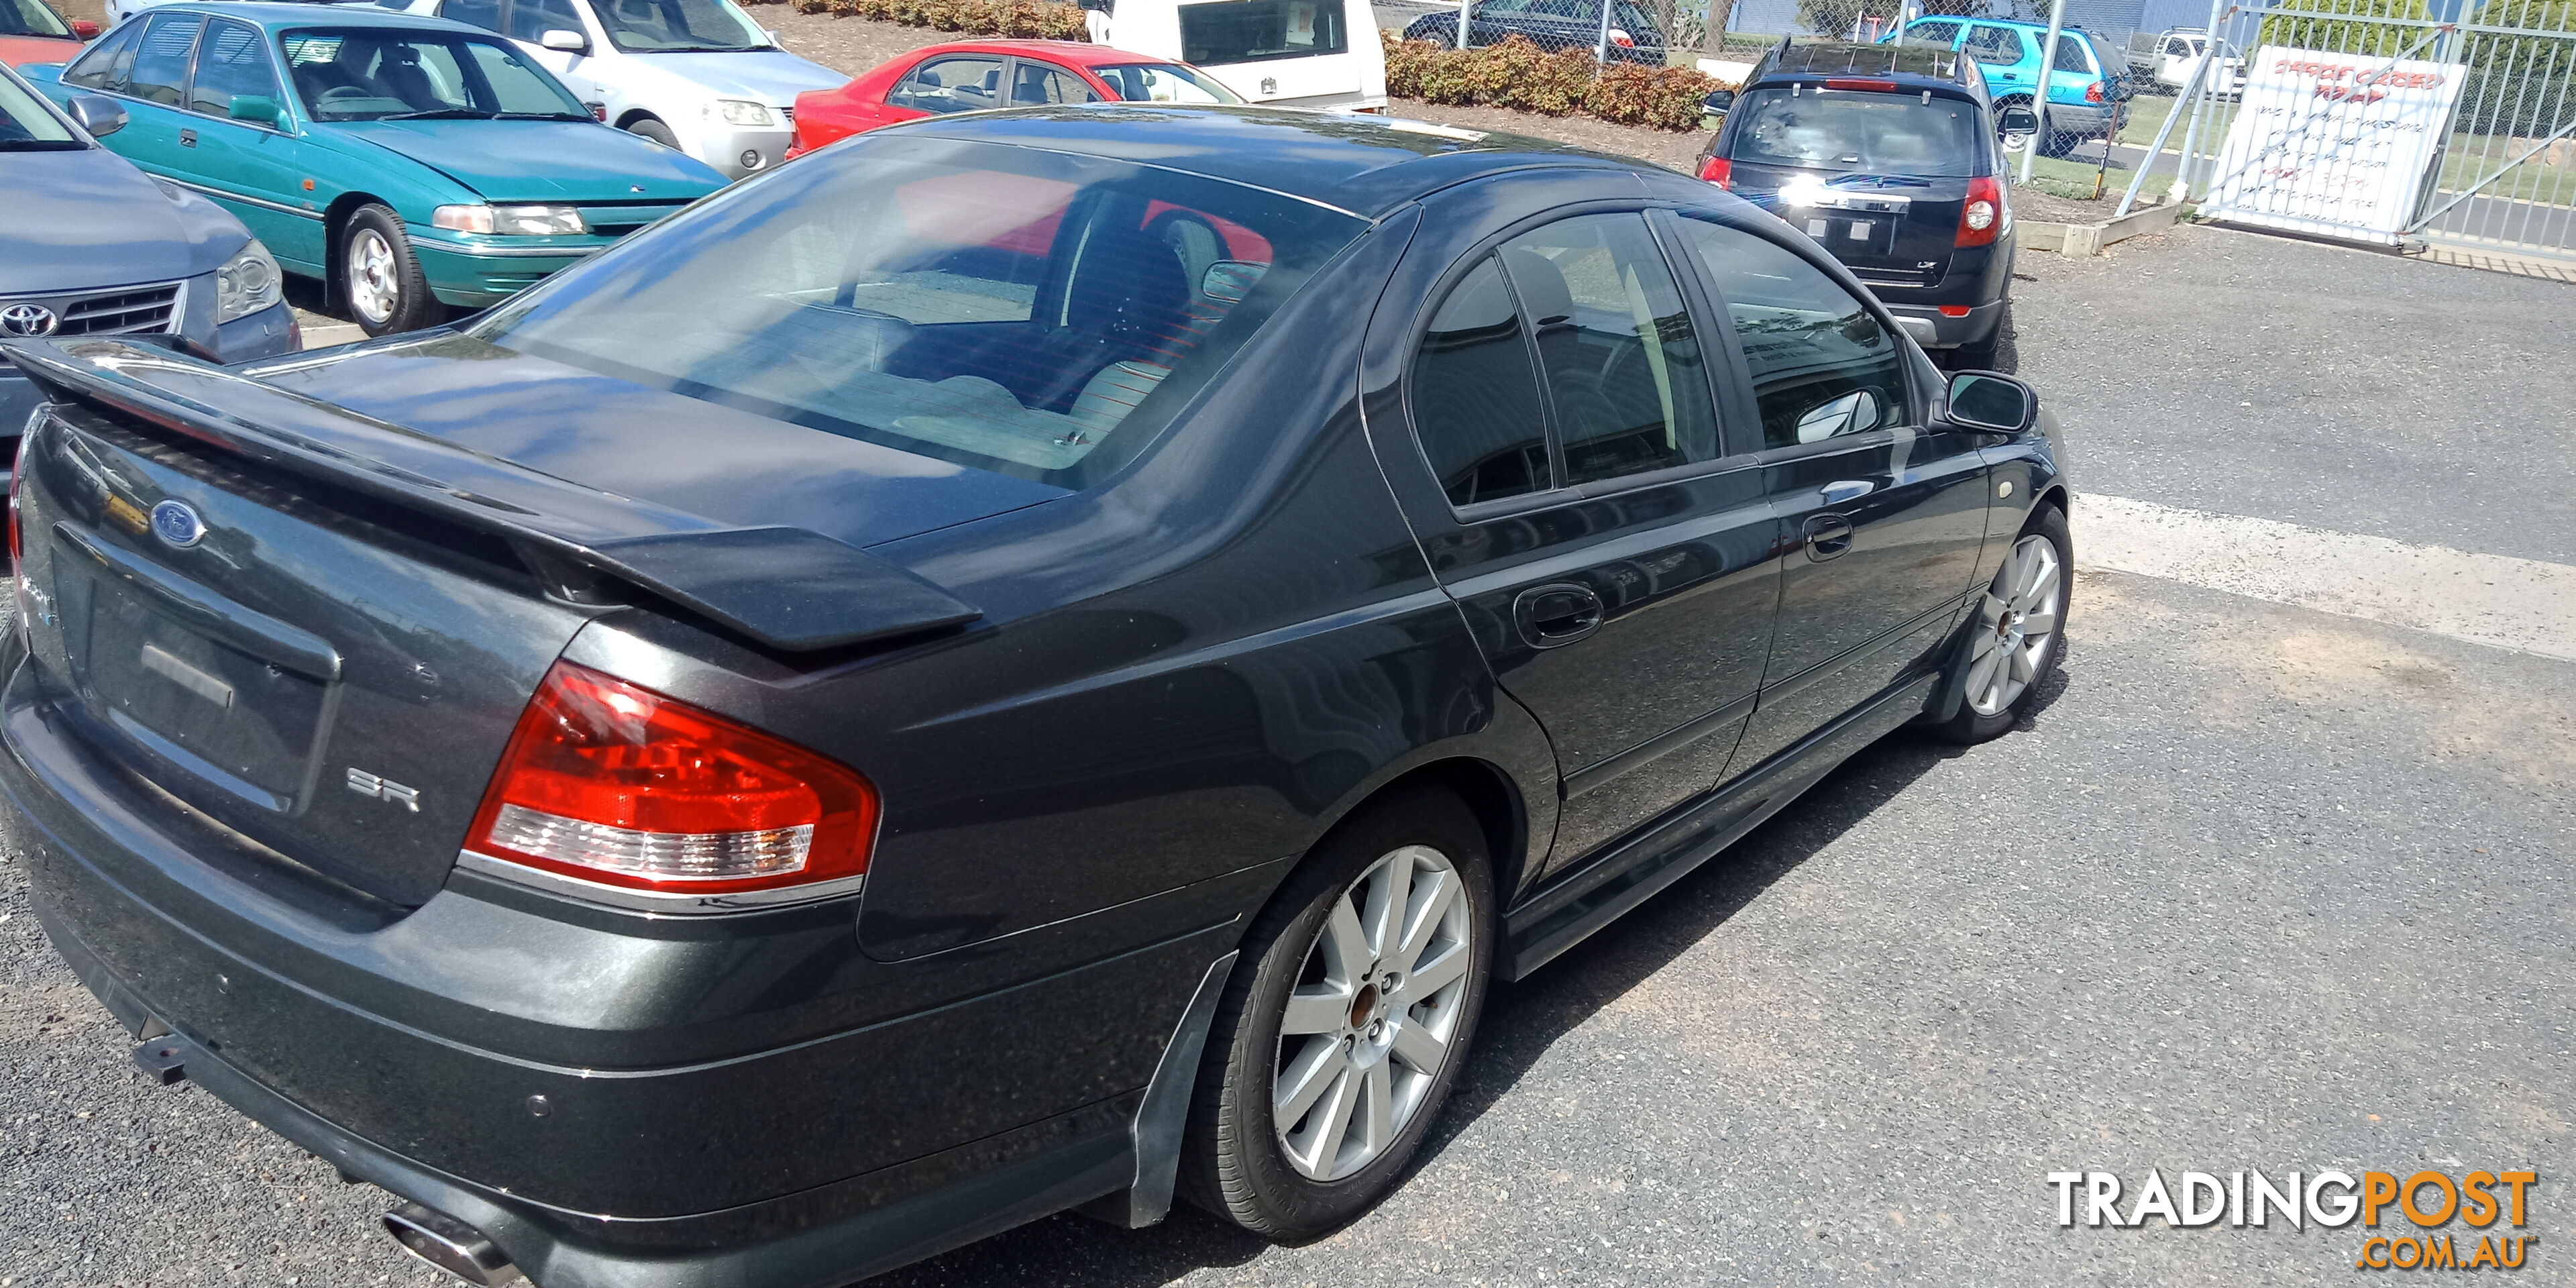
top-left (2153, 28), bottom-right (2245, 96)
top-left (391, 0), bottom-right (845, 178)
top-left (1099, 0), bottom-right (1386, 112)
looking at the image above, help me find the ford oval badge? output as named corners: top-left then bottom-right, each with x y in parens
top-left (150, 499), bottom-right (206, 549)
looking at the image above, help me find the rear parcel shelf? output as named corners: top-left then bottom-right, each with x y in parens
top-left (0, 338), bottom-right (982, 652)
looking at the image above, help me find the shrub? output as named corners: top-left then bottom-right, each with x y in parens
top-left (1383, 32), bottom-right (1727, 131)
top-left (807, 0), bottom-right (1089, 38)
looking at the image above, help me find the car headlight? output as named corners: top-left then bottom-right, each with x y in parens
top-left (213, 240), bottom-right (282, 325)
top-left (710, 98), bottom-right (774, 127)
top-left (432, 204), bottom-right (588, 235)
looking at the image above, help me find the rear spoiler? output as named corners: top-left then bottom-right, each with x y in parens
top-left (0, 337), bottom-right (981, 653)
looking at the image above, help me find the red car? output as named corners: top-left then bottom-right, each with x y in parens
top-left (788, 39), bottom-right (1240, 159)
top-left (0, 0), bottom-right (94, 68)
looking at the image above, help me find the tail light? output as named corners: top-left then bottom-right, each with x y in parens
top-left (7, 437), bottom-right (22, 567)
top-left (1608, 27), bottom-right (1634, 46)
top-left (10, 435), bottom-right (30, 651)
top-left (2085, 80), bottom-right (2105, 103)
top-left (1824, 78), bottom-right (1900, 91)
top-left (1957, 175), bottom-right (2002, 247)
top-left (1700, 154), bottom-right (1732, 189)
top-left (469, 661), bottom-right (878, 897)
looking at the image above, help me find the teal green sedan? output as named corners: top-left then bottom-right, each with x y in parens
top-left (28, 3), bottom-right (726, 335)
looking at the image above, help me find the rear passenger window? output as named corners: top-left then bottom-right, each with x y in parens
top-left (1496, 213), bottom-right (1719, 486)
top-left (2052, 34), bottom-right (2094, 72)
top-left (1909, 19), bottom-right (1960, 42)
top-left (892, 54), bottom-right (1004, 113)
top-left (1670, 216), bottom-right (1907, 449)
top-left (1411, 258), bottom-right (1552, 507)
top-left (125, 12), bottom-right (204, 105)
top-left (1963, 25), bottom-right (2021, 64)
top-left (62, 19), bottom-right (142, 92)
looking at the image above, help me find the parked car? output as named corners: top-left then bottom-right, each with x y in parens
top-left (386, 0), bottom-right (844, 178)
top-left (1886, 15), bottom-right (2127, 156)
top-left (1698, 40), bottom-right (2030, 368)
top-left (29, 3), bottom-right (726, 336)
top-left (0, 60), bottom-right (294, 468)
top-left (1, 105), bottom-right (2069, 1288)
top-left (2149, 27), bottom-right (2244, 96)
top-left (786, 39), bottom-right (1238, 158)
top-left (1098, 0), bottom-right (1386, 110)
top-left (1399, 0), bottom-right (1666, 64)
top-left (0, 0), bottom-right (96, 68)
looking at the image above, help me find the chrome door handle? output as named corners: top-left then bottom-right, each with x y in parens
top-left (1803, 513), bottom-right (1856, 561)
top-left (1821, 479), bottom-right (1874, 506)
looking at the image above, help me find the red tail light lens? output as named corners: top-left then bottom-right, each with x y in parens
top-left (1608, 27), bottom-right (1634, 46)
top-left (6, 436), bottom-right (22, 567)
top-left (1700, 155), bottom-right (1732, 189)
top-left (2085, 80), bottom-right (2105, 103)
top-left (469, 661), bottom-right (878, 895)
top-left (1957, 175), bottom-right (2003, 247)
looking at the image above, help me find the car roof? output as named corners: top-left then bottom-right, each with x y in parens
top-left (898, 38), bottom-right (1197, 68)
top-left (897, 105), bottom-right (1666, 219)
top-left (1747, 40), bottom-right (1983, 97)
top-left (140, 1), bottom-right (483, 31)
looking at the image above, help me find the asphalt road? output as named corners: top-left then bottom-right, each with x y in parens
top-left (3, 229), bottom-right (2571, 1287)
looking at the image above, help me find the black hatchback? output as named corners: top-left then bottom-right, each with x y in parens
top-left (3, 107), bottom-right (2070, 1287)
top-left (1697, 42), bottom-right (2037, 367)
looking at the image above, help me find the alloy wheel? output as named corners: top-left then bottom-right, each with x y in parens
top-left (1272, 843), bottom-right (1474, 1181)
top-left (347, 227), bottom-right (399, 327)
top-left (1965, 531), bottom-right (2063, 716)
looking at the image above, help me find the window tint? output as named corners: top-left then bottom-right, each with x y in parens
top-left (190, 20), bottom-right (282, 119)
top-left (1411, 258), bottom-right (1552, 507)
top-left (1727, 87), bottom-right (1982, 177)
top-left (1179, 0), bottom-right (1347, 66)
top-left (1498, 213), bottom-right (1718, 485)
top-left (281, 30), bottom-right (584, 120)
top-left (1093, 62), bottom-right (1240, 103)
top-left (61, 19), bottom-right (143, 91)
top-left (1670, 216), bottom-right (1906, 449)
top-left (1909, 18), bottom-right (1960, 42)
top-left (2051, 34), bottom-right (2094, 72)
top-left (1008, 61), bottom-right (1099, 105)
top-left (126, 12), bottom-right (203, 105)
top-left (891, 54), bottom-right (1003, 113)
top-left (0, 0), bottom-right (70, 39)
top-left (478, 142), bottom-right (1364, 489)
top-left (1963, 25), bottom-right (2021, 64)
top-left (443, 0), bottom-right (504, 30)
top-left (595, 0), bottom-right (766, 52)
top-left (507, 0), bottom-right (585, 43)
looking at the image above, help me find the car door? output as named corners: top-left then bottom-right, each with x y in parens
top-left (885, 51), bottom-right (1004, 117)
top-left (176, 19), bottom-right (319, 270)
top-left (1964, 23), bottom-right (2031, 99)
top-left (1665, 210), bottom-right (1992, 771)
top-left (1005, 57), bottom-right (1104, 107)
top-left (1372, 201), bottom-right (1786, 871)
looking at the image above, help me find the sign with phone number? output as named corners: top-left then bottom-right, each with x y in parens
top-left (2203, 46), bottom-right (2465, 244)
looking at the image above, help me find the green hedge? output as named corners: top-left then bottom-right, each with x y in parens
top-left (783, 0), bottom-right (1091, 40)
top-left (1383, 33), bottom-right (1726, 130)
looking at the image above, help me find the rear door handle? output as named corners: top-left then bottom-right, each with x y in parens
top-left (1512, 583), bottom-right (1605, 649)
top-left (1803, 513), bottom-right (1857, 561)
top-left (178, 127), bottom-right (197, 148)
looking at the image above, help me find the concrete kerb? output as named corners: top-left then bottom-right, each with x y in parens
top-left (2020, 199), bottom-right (2194, 256)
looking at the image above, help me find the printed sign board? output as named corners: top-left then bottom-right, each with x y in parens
top-left (2202, 46), bottom-right (2465, 244)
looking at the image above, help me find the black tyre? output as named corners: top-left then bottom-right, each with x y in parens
top-left (625, 116), bottom-right (680, 148)
top-left (1179, 787), bottom-right (1496, 1239)
top-left (1936, 502), bottom-right (2070, 743)
top-left (338, 204), bottom-right (439, 337)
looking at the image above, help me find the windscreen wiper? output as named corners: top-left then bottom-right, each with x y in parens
top-left (494, 111), bottom-right (594, 120)
top-left (380, 107), bottom-right (495, 120)
top-left (0, 138), bottom-right (89, 150)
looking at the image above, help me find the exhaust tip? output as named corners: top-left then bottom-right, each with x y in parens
top-left (382, 1203), bottom-right (526, 1287)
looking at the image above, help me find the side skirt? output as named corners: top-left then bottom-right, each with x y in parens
top-left (1499, 667), bottom-right (1945, 981)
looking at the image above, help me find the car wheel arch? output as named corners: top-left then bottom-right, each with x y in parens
top-left (319, 191), bottom-right (390, 314)
top-left (615, 108), bottom-right (663, 131)
top-left (1295, 751), bottom-right (1544, 916)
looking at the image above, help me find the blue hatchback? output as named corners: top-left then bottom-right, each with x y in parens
top-left (1888, 16), bottom-right (2127, 154)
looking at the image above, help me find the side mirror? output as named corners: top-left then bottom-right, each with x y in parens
top-left (66, 93), bottom-right (127, 138)
top-left (1201, 260), bottom-right (1266, 303)
top-left (1703, 88), bottom-right (1735, 113)
top-left (70, 18), bottom-right (100, 38)
top-left (1996, 105), bottom-right (2038, 135)
top-left (227, 94), bottom-right (283, 127)
top-left (539, 28), bottom-right (588, 52)
top-left (1947, 372), bottom-right (2037, 433)
top-left (764, 28), bottom-right (781, 44)
top-left (1794, 389), bottom-right (1880, 443)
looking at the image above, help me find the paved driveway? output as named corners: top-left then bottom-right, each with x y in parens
top-left (3, 228), bottom-right (2569, 1288)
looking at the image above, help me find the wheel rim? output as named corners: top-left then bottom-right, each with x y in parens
top-left (1964, 531), bottom-right (2062, 717)
top-left (1272, 844), bottom-right (1473, 1182)
top-left (346, 227), bottom-right (399, 327)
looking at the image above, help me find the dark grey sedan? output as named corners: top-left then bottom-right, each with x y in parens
top-left (0, 59), bottom-right (297, 475)
top-left (1, 106), bottom-right (2068, 1287)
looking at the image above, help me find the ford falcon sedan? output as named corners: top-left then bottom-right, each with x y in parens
top-left (1, 105), bottom-right (2070, 1287)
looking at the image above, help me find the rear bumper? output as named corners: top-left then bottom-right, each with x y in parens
top-left (2039, 101), bottom-right (2119, 135)
top-left (0, 650), bottom-right (1222, 1284)
top-left (1884, 297), bottom-right (2006, 349)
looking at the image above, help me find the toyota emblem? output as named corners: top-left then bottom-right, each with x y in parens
top-left (0, 303), bottom-right (58, 337)
top-left (150, 499), bottom-right (207, 549)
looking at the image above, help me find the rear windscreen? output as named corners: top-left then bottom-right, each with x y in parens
top-left (1181, 0), bottom-right (1348, 66)
top-left (1728, 88), bottom-right (1982, 177)
top-left (474, 136), bottom-right (1367, 490)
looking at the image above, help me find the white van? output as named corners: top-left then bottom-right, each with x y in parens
top-left (1105, 0), bottom-right (1385, 111)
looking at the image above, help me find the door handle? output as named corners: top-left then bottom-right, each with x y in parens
top-left (1821, 479), bottom-right (1874, 506)
top-left (178, 127), bottom-right (197, 148)
top-left (1512, 583), bottom-right (1605, 649)
top-left (1803, 513), bottom-right (1856, 561)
